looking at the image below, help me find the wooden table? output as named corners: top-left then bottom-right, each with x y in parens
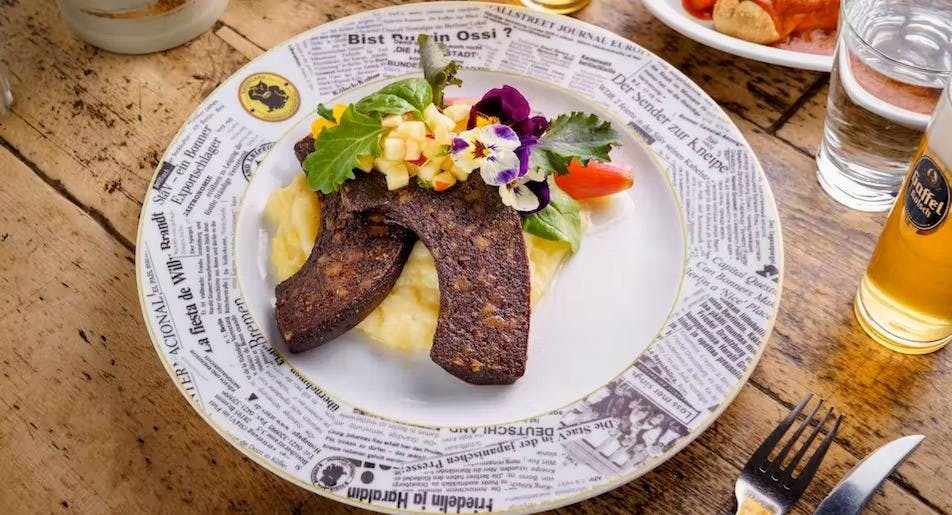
top-left (0, 1), bottom-right (948, 513)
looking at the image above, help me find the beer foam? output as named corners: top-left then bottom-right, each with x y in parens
top-left (928, 86), bottom-right (952, 168)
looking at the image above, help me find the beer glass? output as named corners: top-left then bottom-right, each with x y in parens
top-left (855, 79), bottom-right (952, 354)
top-left (816, 0), bottom-right (952, 212)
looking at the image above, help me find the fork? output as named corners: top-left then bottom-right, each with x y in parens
top-left (735, 394), bottom-right (843, 515)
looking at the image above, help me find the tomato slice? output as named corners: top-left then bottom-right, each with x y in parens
top-left (554, 159), bottom-right (634, 200)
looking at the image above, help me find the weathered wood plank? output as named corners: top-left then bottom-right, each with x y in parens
top-left (214, 24), bottom-right (265, 60)
top-left (0, 1), bottom-right (248, 243)
top-left (776, 82), bottom-right (829, 156)
top-left (0, 146), bottom-right (321, 513)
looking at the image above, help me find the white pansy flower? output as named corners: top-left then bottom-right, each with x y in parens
top-left (450, 124), bottom-right (521, 186)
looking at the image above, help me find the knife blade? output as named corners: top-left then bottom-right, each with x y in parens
top-left (814, 435), bottom-right (924, 515)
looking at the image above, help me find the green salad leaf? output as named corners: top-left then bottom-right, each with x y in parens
top-left (316, 103), bottom-right (336, 122)
top-left (530, 112), bottom-right (618, 175)
top-left (523, 179), bottom-right (582, 253)
top-left (355, 78), bottom-right (432, 120)
top-left (355, 93), bottom-right (420, 119)
top-left (418, 34), bottom-right (462, 108)
top-left (304, 105), bottom-right (386, 194)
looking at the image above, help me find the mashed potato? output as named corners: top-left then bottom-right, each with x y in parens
top-left (266, 177), bottom-right (571, 354)
top-left (265, 174), bottom-right (321, 282)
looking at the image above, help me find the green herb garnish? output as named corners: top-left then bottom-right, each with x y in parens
top-left (316, 103), bottom-right (336, 122)
top-left (418, 34), bottom-right (462, 108)
top-left (416, 176), bottom-right (434, 189)
top-left (523, 179), bottom-right (582, 252)
top-left (530, 112), bottom-right (618, 175)
top-left (304, 105), bottom-right (386, 194)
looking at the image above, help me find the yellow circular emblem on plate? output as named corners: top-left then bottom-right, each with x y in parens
top-left (238, 72), bottom-right (300, 122)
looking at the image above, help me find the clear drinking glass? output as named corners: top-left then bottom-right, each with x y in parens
top-left (59, 1), bottom-right (229, 54)
top-left (816, 0), bottom-right (952, 212)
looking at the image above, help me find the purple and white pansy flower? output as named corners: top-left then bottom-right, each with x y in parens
top-left (498, 167), bottom-right (547, 212)
top-left (450, 124), bottom-right (522, 187)
top-left (454, 85), bottom-right (553, 213)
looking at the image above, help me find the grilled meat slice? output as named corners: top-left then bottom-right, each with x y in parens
top-left (274, 136), bottom-right (414, 353)
top-left (340, 174), bottom-right (531, 385)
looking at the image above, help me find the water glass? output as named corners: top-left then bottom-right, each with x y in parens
top-left (816, 0), bottom-right (952, 212)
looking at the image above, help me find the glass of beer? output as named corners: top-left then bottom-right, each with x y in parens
top-left (816, 0), bottom-right (952, 212)
top-left (518, 0), bottom-right (591, 14)
top-left (855, 79), bottom-right (952, 354)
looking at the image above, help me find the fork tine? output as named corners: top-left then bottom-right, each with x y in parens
top-left (787, 414), bottom-right (843, 492)
top-left (782, 406), bottom-right (834, 477)
top-left (767, 399), bottom-right (823, 478)
top-left (747, 394), bottom-right (813, 471)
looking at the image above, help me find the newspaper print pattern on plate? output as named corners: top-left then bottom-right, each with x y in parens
top-left (136, 3), bottom-right (781, 512)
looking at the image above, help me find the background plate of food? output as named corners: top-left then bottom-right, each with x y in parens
top-left (136, 3), bottom-right (783, 512)
top-left (642, 0), bottom-right (838, 71)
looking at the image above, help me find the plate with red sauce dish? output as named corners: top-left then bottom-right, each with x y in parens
top-left (643, 0), bottom-right (838, 71)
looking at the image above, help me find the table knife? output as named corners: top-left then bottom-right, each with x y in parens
top-left (814, 434), bottom-right (924, 515)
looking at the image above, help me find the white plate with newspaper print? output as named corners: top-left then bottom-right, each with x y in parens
top-left (136, 3), bottom-right (783, 513)
top-left (236, 69), bottom-right (685, 428)
top-left (642, 0), bottom-right (834, 71)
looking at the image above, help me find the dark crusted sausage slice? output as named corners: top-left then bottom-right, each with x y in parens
top-left (274, 137), bottom-right (414, 353)
top-left (340, 174), bottom-right (531, 385)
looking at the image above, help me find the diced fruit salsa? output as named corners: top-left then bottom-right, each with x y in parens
top-left (300, 35), bottom-right (635, 251)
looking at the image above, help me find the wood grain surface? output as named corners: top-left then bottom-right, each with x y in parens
top-left (0, 0), bottom-right (948, 513)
